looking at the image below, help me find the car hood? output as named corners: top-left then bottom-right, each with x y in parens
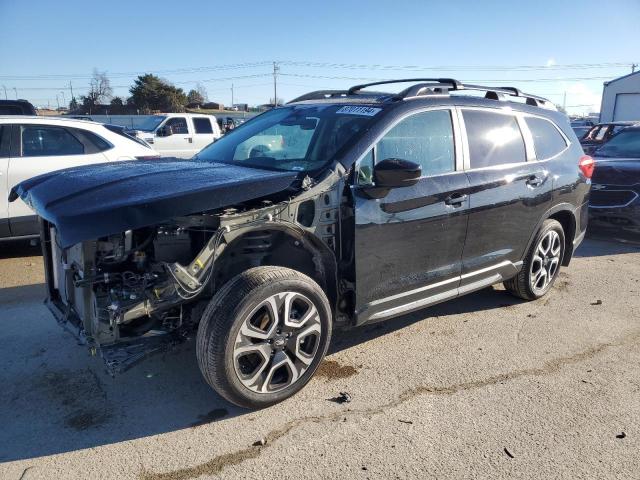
top-left (593, 157), bottom-right (640, 186)
top-left (9, 159), bottom-right (298, 248)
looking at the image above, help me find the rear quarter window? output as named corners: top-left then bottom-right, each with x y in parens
top-left (525, 117), bottom-right (567, 160)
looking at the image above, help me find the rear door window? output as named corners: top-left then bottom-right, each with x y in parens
top-left (525, 117), bottom-right (568, 160)
top-left (462, 110), bottom-right (526, 168)
top-left (193, 118), bottom-right (213, 134)
top-left (21, 126), bottom-right (84, 157)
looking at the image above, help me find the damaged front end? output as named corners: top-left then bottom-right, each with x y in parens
top-left (38, 172), bottom-right (345, 375)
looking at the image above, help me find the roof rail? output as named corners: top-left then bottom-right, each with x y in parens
top-left (287, 90), bottom-right (348, 104)
top-left (288, 79), bottom-right (556, 111)
top-left (461, 84), bottom-right (556, 110)
top-left (347, 78), bottom-right (463, 95)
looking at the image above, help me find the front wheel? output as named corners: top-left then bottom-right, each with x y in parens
top-left (196, 266), bottom-right (332, 409)
top-left (504, 219), bottom-right (565, 300)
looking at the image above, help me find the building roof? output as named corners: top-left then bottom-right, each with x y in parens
top-left (604, 69), bottom-right (640, 86)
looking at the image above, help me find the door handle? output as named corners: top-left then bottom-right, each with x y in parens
top-left (526, 175), bottom-right (544, 187)
top-left (184, 137), bottom-right (193, 143)
top-left (444, 193), bottom-right (468, 207)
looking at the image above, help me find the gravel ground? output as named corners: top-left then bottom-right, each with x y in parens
top-left (0, 236), bottom-right (639, 480)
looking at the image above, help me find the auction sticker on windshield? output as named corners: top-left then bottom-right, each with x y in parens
top-left (336, 106), bottom-right (382, 116)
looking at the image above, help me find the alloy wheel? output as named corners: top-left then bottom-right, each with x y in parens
top-left (233, 292), bottom-right (322, 394)
top-left (529, 230), bottom-right (562, 294)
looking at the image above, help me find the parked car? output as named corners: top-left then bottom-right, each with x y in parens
top-left (589, 126), bottom-right (640, 236)
top-left (128, 113), bottom-right (222, 158)
top-left (10, 79), bottom-right (590, 408)
top-left (580, 121), bottom-right (637, 155)
top-left (572, 126), bottom-right (591, 139)
top-left (571, 118), bottom-right (595, 128)
top-left (0, 99), bottom-right (37, 115)
top-left (1, 116), bottom-right (159, 240)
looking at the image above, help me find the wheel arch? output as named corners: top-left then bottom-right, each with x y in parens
top-left (214, 223), bottom-right (339, 315)
top-left (524, 204), bottom-right (577, 267)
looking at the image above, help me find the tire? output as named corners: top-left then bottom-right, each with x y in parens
top-left (196, 266), bottom-right (332, 409)
top-left (504, 219), bottom-right (565, 300)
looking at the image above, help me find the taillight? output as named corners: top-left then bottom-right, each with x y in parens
top-left (135, 155), bottom-right (161, 160)
top-left (579, 155), bottom-right (594, 179)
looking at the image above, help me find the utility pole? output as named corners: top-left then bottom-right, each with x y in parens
top-left (1, 85), bottom-right (6, 100)
top-left (60, 91), bottom-right (66, 108)
top-left (231, 83), bottom-right (234, 108)
top-left (13, 87), bottom-right (18, 99)
top-left (273, 61), bottom-right (279, 107)
top-left (562, 91), bottom-right (567, 111)
top-left (69, 80), bottom-right (75, 102)
top-left (56, 95), bottom-right (60, 110)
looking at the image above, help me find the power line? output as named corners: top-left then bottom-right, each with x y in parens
top-left (278, 60), bottom-right (636, 72)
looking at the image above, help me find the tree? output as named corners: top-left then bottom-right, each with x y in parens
top-left (129, 74), bottom-right (188, 113)
top-left (110, 96), bottom-right (124, 107)
top-left (69, 97), bottom-right (79, 111)
top-left (86, 69), bottom-right (112, 104)
top-left (196, 83), bottom-right (208, 102)
top-left (187, 89), bottom-right (205, 105)
top-left (269, 97), bottom-right (285, 106)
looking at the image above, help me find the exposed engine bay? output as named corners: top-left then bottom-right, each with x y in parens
top-left (42, 174), bottom-right (346, 374)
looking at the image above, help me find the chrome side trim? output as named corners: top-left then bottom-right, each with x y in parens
top-left (356, 260), bottom-right (521, 325)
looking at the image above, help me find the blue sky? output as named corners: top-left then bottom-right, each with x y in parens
top-left (1, 0), bottom-right (638, 114)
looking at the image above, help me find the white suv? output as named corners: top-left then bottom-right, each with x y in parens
top-left (129, 113), bottom-right (222, 158)
top-left (0, 116), bottom-right (160, 240)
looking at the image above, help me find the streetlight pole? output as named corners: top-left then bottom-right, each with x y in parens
top-left (273, 61), bottom-right (279, 107)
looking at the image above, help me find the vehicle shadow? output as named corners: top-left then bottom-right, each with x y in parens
top-left (0, 239), bottom-right (41, 259)
top-left (0, 281), bottom-right (525, 462)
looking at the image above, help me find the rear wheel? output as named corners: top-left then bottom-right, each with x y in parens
top-left (504, 219), bottom-right (565, 300)
top-left (196, 266), bottom-right (332, 409)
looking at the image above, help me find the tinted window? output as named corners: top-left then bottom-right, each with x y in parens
top-left (165, 117), bottom-right (188, 134)
top-left (21, 126), bottom-right (84, 157)
top-left (463, 110), bottom-right (526, 168)
top-left (525, 117), bottom-right (567, 160)
top-left (193, 117), bottom-right (213, 134)
top-left (377, 110), bottom-right (455, 177)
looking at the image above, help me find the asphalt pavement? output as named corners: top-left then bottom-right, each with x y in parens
top-left (0, 236), bottom-right (639, 479)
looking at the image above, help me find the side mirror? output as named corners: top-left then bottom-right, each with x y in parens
top-left (374, 158), bottom-right (422, 188)
top-left (358, 158), bottom-right (421, 199)
top-left (157, 125), bottom-right (173, 137)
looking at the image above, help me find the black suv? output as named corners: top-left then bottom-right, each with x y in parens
top-left (0, 99), bottom-right (37, 115)
top-left (11, 79), bottom-right (591, 408)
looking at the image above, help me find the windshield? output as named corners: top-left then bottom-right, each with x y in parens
top-left (194, 105), bottom-right (377, 172)
top-left (595, 129), bottom-right (640, 158)
top-left (136, 115), bottom-right (167, 132)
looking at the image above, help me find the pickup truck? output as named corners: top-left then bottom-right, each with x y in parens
top-left (129, 113), bottom-right (222, 158)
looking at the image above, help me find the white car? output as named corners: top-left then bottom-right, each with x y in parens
top-left (0, 116), bottom-right (160, 240)
top-left (129, 113), bottom-right (222, 158)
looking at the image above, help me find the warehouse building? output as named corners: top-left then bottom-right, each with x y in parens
top-left (600, 70), bottom-right (640, 122)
